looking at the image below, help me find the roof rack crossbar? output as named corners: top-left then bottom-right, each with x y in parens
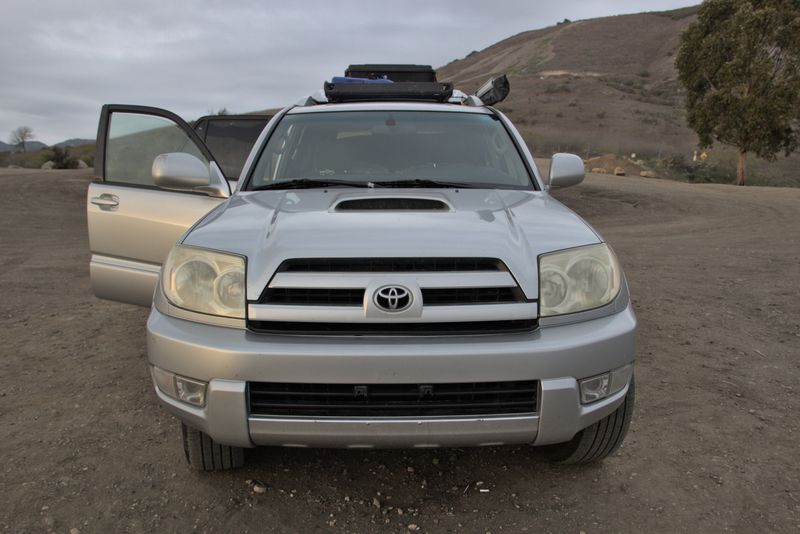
top-left (323, 81), bottom-right (454, 103)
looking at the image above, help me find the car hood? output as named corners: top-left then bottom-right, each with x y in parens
top-left (183, 188), bottom-right (601, 300)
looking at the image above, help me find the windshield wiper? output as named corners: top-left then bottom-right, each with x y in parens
top-left (372, 178), bottom-right (473, 189)
top-left (252, 178), bottom-right (371, 190)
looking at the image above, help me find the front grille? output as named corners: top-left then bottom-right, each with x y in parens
top-left (247, 318), bottom-right (538, 336)
top-left (422, 287), bottom-right (523, 305)
top-left (277, 257), bottom-right (506, 273)
top-left (260, 287), bottom-right (525, 306)
top-left (263, 288), bottom-right (365, 305)
top-left (254, 257), bottom-right (535, 335)
top-left (248, 380), bottom-right (539, 417)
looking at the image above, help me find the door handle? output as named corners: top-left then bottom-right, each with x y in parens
top-left (91, 195), bottom-right (119, 208)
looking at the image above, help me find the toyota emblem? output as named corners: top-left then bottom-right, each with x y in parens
top-left (374, 285), bottom-right (412, 312)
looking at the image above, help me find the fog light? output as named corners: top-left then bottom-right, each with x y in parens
top-left (175, 376), bottom-right (207, 407)
top-left (579, 364), bottom-right (633, 404)
top-left (580, 373), bottom-right (610, 404)
top-left (151, 366), bottom-right (177, 398)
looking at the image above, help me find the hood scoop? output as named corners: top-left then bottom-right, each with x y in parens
top-left (334, 196), bottom-right (452, 212)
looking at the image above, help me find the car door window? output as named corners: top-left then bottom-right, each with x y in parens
top-left (106, 112), bottom-right (208, 186)
top-left (197, 118), bottom-right (270, 180)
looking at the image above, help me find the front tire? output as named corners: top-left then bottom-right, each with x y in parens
top-left (541, 378), bottom-right (635, 464)
top-left (181, 423), bottom-right (245, 471)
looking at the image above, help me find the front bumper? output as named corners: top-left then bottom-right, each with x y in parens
top-left (147, 304), bottom-right (636, 449)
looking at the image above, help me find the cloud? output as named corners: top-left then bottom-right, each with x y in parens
top-left (0, 0), bottom-right (698, 144)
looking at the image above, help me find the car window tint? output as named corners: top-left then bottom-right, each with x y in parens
top-left (200, 118), bottom-right (269, 180)
top-left (105, 113), bottom-right (206, 186)
top-left (249, 111), bottom-right (532, 189)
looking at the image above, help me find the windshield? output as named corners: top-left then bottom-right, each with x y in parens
top-left (247, 111), bottom-right (534, 190)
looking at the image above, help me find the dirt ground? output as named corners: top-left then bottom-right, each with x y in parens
top-left (1, 168), bottom-right (798, 533)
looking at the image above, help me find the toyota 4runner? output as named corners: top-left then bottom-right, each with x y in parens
top-left (87, 65), bottom-right (636, 470)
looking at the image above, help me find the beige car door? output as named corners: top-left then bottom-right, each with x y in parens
top-left (87, 105), bottom-right (229, 306)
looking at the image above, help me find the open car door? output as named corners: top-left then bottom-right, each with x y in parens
top-left (88, 105), bottom-right (230, 306)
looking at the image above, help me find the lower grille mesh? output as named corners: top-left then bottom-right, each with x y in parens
top-left (248, 380), bottom-right (539, 417)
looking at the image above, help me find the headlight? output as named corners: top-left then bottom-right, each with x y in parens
top-left (162, 245), bottom-right (246, 318)
top-left (538, 243), bottom-right (621, 317)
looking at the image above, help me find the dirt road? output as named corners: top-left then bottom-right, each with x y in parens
top-left (1, 169), bottom-right (798, 533)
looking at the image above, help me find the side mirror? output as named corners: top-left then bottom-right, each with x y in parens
top-left (152, 152), bottom-right (229, 198)
top-left (549, 153), bottom-right (585, 188)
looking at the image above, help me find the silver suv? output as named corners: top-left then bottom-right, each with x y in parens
top-left (87, 66), bottom-right (635, 470)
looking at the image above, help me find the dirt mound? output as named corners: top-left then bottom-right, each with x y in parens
top-left (584, 154), bottom-right (655, 177)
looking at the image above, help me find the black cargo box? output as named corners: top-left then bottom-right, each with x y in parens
top-left (344, 64), bottom-right (437, 83)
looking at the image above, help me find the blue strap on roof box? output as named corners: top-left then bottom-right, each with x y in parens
top-left (345, 65), bottom-right (436, 82)
top-left (331, 76), bottom-right (393, 84)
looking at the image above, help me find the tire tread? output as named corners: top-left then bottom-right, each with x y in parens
top-left (542, 377), bottom-right (635, 465)
top-left (181, 423), bottom-right (245, 471)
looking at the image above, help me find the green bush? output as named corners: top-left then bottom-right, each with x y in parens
top-left (662, 154), bottom-right (733, 184)
top-left (50, 146), bottom-right (79, 169)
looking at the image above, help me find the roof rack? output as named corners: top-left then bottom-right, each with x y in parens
top-left (323, 81), bottom-right (454, 103)
top-left (295, 65), bottom-right (508, 107)
top-left (344, 64), bottom-right (437, 82)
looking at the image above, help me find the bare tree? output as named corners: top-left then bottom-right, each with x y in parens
top-left (9, 126), bottom-right (34, 153)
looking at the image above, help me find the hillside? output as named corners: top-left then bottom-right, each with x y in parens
top-left (438, 5), bottom-right (798, 186)
top-left (0, 138), bottom-right (92, 153)
top-left (439, 7), bottom-right (698, 155)
top-left (53, 138), bottom-right (94, 148)
top-left (0, 140), bottom-right (47, 152)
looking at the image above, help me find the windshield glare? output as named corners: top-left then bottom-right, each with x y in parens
top-left (248, 111), bottom-right (533, 189)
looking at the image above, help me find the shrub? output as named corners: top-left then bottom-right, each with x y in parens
top-left (50, 146), bottom-right (79, 169)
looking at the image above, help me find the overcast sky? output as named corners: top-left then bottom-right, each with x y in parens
top-left (1, 0), bottom-right (698, 145)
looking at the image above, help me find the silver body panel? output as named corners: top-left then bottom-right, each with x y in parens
top-left (87, 183), bottom-right (224, 305)
top-left (148, 299), bottom-right (635, 384)
top-left (247, 415), bottom-right (541, 448)
top-left (147, 302), bottom-right (635, 448)
top-left (183, 188), bottom-right (600, 301)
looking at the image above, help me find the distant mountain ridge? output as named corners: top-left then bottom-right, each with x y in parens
top-left (0, 138), bottom-right (93, 152)
top-left (53, 138), bottom-right (94, 148)
top-left (0, 140), bottom-right (48, 152)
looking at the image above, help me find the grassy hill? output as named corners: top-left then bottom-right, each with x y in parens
top-left (438, 5), bottom-right (799, 186)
